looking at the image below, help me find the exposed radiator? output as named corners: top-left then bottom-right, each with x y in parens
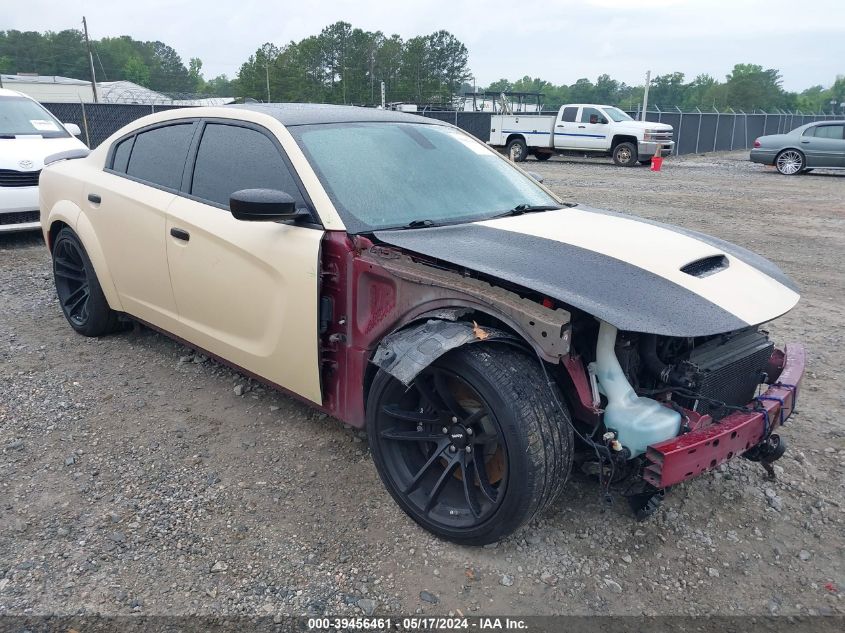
top-left (675, 330), bottom-right (774, 420)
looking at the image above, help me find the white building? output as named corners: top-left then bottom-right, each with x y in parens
top-left (0, 74), bottom-right (95, 103)
top-left (0, 74), bottom-right (234, 106)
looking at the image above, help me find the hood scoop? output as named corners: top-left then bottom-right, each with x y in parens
top-left (681, 254), bottom-right (729, 278)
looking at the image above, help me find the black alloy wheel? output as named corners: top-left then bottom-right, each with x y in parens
top-left (53, 235), bottom-right (91, 327)
top-left (367, 344), bottom-right (573, 545)
top-left (52, 227), bottom-right (120, 336)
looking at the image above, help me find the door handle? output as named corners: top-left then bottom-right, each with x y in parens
top-left (87, 193), bottom-right (101, 204)
top-left (801, 140), bottom-right (810, 144)
top-left (578, 125), bottom-right (586, 128)
top-left (555, 124), bottom-right (564, 128)
top-left (170, 228), bottom-right (190, 242)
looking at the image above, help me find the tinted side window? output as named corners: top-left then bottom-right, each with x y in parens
top-left (126, 123), bottom-right (194, 190)
top-left (111, 136), bottom-right (133, 173)
top-left (191, 123), bottom-right (303, 207)
top-left (814, 125), bottom-right (844, 140)
top-left (561, 107), bottom-right (578, 123)
top-left (802, 127), bottom-right (816, 137)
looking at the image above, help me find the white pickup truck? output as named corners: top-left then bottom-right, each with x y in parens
top-left (489, 103), bottom-right (674, 166)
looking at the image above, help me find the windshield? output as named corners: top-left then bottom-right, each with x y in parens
top-left (0, 96), bottom-right (70, 138)
top-left (289, 122), bottom-right (559, 232)
top-left (602, 107), bottom-right (633, 122)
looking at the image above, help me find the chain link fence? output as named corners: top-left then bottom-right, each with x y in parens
top-left (42, 102), bottom-right (842, 155)
top-left (620, 108), bottom-right (841, 155)
top-left (421, 108), bottom-right (840, 155)
top-left (42, 103), bottom-right (187, 148)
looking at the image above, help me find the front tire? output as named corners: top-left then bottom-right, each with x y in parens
top-left (775, 149), bottom-right (804, 175)
top-left (612, 142), bottom-right (638, 167)
top-left (52, 227), bottom-right (120, 337)
top-left (367, 343), bottom-right (573, 545)
top-left (506, 138), bottom-right (528, 162)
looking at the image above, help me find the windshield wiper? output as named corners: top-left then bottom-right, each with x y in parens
top-left (404, 219), bottom-right (437, 228)
top-left (489, 203), bottom-right (566, 219)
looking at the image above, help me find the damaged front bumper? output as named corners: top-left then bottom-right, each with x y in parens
top-left (643, 343), bottom-right (805, 488)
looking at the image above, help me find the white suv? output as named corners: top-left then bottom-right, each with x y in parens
top-left (1, 88), bottom-right (87, 233)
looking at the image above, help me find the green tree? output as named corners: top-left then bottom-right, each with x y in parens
top-left (122, 56), bottom-right (150, 86)
top-left (592, 73), bottom-right (620, 103)
top-left (188, 57), bottom-right (203, 92)
top-left (650, 72), bottom-right (685, 107)
top-left (486, 78), bottom-right (513, 93)
top-left (724, 63), bottom-right (787, 110)
top-left (569, 78), bottom-right (595, 102)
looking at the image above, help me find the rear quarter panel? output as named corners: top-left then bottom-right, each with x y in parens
top-left (39, 154), bottom-right (124, 311)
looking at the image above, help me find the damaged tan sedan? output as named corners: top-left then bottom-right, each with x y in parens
top-left (40, 105), bottom-right (804, 545)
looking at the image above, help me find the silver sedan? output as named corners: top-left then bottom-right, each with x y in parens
top-left (751, 120), bottom-right (845, 175)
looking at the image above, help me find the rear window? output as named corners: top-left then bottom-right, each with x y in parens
top-left (126, 123), bottom-right (195, 190)
top-left (561, 107), bottom-right (578, 123)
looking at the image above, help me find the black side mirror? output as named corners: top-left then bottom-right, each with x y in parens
top-left (229, 189), bottom-right (308, 222)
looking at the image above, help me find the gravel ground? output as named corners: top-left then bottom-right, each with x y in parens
top-left (1, 150), bottom-right (843, 619)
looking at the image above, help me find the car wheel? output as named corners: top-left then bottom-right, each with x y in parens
top-left (775, 149), bottom-right (804, 175)
top-left (52, 227), bottom-right (120, 336)
top-left (506, 138), bottom-right (528, 162)
top-left (367, 343), bottom-right (573, 545)
top-left (534, 152), bottom-right (552, 161)
top-left (612, 142), bottom-right (638, 167)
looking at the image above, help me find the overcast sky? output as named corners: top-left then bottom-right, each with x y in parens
top-left (6, 0), bottom-right (844, 91)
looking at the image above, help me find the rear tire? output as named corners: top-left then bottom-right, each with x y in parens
top-left (367, 343), bottom-right (573, 545)
top-left (52, 227), bottom-right (120, 337)
top-left (775, 149), bottom-right (804, 175)
top-left (534, 152), bottom-right (552, 161)
top-left (612, 142), bottom-right (638, 167)
top-left (506, 138), bottom-right (528, 162)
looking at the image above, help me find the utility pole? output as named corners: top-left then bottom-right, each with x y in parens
top-left (641, 70), bottom-right (651, 121)
top-left (82, 16), bottom-right (98, 103)
top-left (265, 62), bottom-right (271, 103)
top-left (380, 81), bottom-right (386, 109)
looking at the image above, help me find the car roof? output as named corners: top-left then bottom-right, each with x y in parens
top-left (228, 102), bottom-right (444, 127)
top-left (788, 120), bottom-right (845, 133)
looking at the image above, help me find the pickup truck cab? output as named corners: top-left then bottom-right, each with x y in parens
top-left (489, 103), bottom-right (674, 166)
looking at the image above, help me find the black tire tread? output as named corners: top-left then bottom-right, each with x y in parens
top-left (53, 227), bottom-right (121, 337)
top-left (368, 342), bottom-right (573, 544)
top-left (612, 141), bottom-right (638, 167)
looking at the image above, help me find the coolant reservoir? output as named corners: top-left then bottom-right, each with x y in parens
top-left (594, 321), bottom-right (681, 457)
